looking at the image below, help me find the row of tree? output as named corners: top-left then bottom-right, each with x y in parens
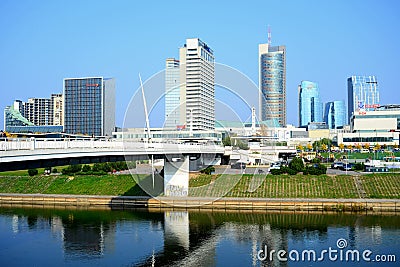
top-left (297, 138), bottom-right (399, 152)
top-left (270, 157), bottom-right (327, 176)
top-left (61, 162), bottom-right (128, 175)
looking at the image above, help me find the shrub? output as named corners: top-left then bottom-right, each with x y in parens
top-left (270, 168), bottom-right (284, 175)
top-left (28, 169), bottom-right (38, 176)
top-left (127, 161), bottom-right (136, 169)
top-left (289, 157), bottom-right (304, 172)
top-left (200, 166), bottom-right (215, 175)
top-left (304, 164), bottom-right (327, 175)
top-left (69, 164), bottom-right (82, 173)
top-left (118, 161), bottom-right (128, 170)
top-left (52, 168), bottom-right (58, 173)
top-left (311, 157), bottom-right (321, 164)
top-left (82, 165), bottom-right (92, 173)
top-left (100, 162), bottom-right (112, 173)
top-left (353, 163), bottom-right (365, 171)
top-left (287, 168), bottom-right (298, 175)
top-left (61, 167), bottom-right (72, 175)
top-left (92, 163), bottom-right (102, 172)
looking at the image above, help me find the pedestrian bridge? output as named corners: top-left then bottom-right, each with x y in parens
top-left (0, 138), bottom-right (224, 197)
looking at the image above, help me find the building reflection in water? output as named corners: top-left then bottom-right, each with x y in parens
top-left (3, 208), bottom-right (399, 267)
top-left (61, 214), bottom-right (116, 259)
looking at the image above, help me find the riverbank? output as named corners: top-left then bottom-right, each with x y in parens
top-left (1, 173), bottom-right (399, 199)
top-left (0, 193), bottom-right (399, 212)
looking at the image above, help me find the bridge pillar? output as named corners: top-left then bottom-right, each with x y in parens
top-left (164, 155), bottom-right (189, 197)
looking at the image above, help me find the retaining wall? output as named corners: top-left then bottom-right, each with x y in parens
top-left (0, 194), bottom-right (399, 212)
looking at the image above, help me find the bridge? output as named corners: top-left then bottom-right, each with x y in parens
top-left (0, 138), bottom-right (224, 197)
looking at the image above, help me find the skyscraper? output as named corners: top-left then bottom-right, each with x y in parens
top-left (298, 81), bottom-right (322, 127)
top-left (164, 58), bottom-right (181, 128)
top-left (324, 100), bottom-right (346, 129)
top-left (347, 75), bottom-right (379, 122)
top-left (63, 77), bottom-right (115, 136)
top-left (179, 38), bottom-right (215, 131)
top-left (259, 41), bottom-right (286, 127)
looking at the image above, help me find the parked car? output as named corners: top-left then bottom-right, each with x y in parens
top-left (339, 163), bottom-right (353, 171)
top-left (231, 162), bottom-right (247, 169)
top-left (269, 162), bottom-right (281, 170)
top-left (331, 162), bottom-right (343, 169)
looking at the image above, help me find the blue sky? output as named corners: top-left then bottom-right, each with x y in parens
top-left (1, 0), bottom-right (399, 129)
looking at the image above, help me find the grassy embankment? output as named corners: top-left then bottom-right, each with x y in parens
top-left (0, 170), bottom-right (399, 199)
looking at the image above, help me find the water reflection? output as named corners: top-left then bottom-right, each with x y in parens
top-left (0, 206), bottom-right (399, 267)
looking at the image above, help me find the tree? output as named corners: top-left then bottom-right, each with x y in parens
top-left (200, 166), bottom-right (215, 175)
top-left (364, 143), bottom-right (370, 150)
top-left (356, 144), bottom-right (362, 150)
top-left (28, 169), bottom-right (38, 176)
top-left (311, 157), bottom-right (321, 163)
top-left (321, 144), bottom-right (328, 151)
top-left (306, 143), bottom-right (313, 151)
top-left (374, 144), bottom-right (381, 151)
top-left (297, 145), bottom-right (304, 152)
top-left (347, 144), bottom-right (353, 150)
top-left (222, 136), bottom-right (231, 146)
top-left (236, 140), bottom-right (249, 150)
top-left (289, 157), bottom-right (304, 173)
top-left (313, 138), bottom-right (332, 151)
top-left (339, 143), bottom-right (345, 151)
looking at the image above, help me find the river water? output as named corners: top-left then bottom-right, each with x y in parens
top-left (0, 206), bottom-right (399, 267)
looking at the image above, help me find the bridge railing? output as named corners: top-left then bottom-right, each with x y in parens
top-left (0, 138), bottom-right (124, 151)
top-left (0, 138), bottom-right (224, 153)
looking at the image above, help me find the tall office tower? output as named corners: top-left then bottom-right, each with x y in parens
top-left (298, 81), bottom-right (323, 127)
top-left (164, 58), bottom-right (181, 128)
top-left (179, 38), bottom-right (215, 131)
top-left (63, 77), bottom-right (115, 136)
top-left (51, 94), bottom-right (63, 126)
top-left (324, 101), bottom-right (346, 129)
top-left (347, 75), bottom-right (379, 122)
top-left (23, 97), bottom-right (53, 126)
top-left (259, 41), bottom-right (286, 126)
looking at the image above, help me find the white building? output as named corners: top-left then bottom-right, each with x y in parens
top-left (179, 38), bottom-right (215, 131)
top-left (337, 106), bottom-right (400, 146)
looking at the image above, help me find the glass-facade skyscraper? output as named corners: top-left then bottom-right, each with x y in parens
top-left (259, 43), bottom-right (286, 127)
top-left (347, 75), bottom-right (379, 123)
top-left (164, 58), bottom-right (181, 128)
top-left (324, 100), bottom-right (346, 129)
top-left (298, 81), bottom-right (322, 127)
top-left (63, 77), bottom-right (115, 136)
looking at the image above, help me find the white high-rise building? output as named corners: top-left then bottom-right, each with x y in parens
top-left (165, 58), bottom-right (181, 128)
top-left (179, 38), bottom-right (215, 131)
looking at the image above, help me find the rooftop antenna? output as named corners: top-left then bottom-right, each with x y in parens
top-left (139, 73), bottom-right (151, 143)
top-left (268, 25), bottom-right (271, 45)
